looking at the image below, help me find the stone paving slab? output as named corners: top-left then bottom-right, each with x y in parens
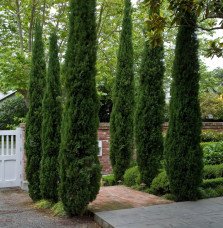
top-left (89, 186), bottom-right (171, 212)
top-left (95, 197), bottom-right (223, 228)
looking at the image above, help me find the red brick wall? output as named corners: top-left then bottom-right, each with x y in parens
top-left (100, 122), bottom-right (223, 174)
top-left (98, 123), bottom-right (112, 174)
top-left (21, 122), bottom-right (223, 179)
top-left (163, 122), bottom-right (223, 132)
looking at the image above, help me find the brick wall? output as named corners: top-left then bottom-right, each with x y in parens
top-left (101, 122), bottom-right (223, 174)
top-left (98, 123), bottom-right (112, 174)
top-left (20, 123), bottom-right (112, 181)
top-left (21, 122), bottom-right (223, 180)
top-left (163, 122), bottom-right (223, 132)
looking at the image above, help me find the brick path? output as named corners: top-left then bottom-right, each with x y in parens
top-left (89, 186), bottom-right (171, 212)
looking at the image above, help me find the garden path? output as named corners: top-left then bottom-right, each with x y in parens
top-left (94, 196), bottom-right (223, 228)
top-left (89, 186), bottom-right (171, 212)
top-left (0, 188), bottom-right (98, 228)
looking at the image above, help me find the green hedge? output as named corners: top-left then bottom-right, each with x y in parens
top-left (203, 164), bottom-right (223, 179)
top-left (202, 178), bottom-right (223, 189)
top-left (123, 166), bottom-right (140, 187)
top-left (102, 175), bottom-right (115, 186)
top-left (201, 130), bottom-right (223, 142)
top-left (202, 142), bottom-right (223, 165)
top-left (149, 171), bottom-right (170, 195)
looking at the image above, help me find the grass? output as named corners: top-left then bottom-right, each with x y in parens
top-left (34, 200), bottom-right (53, 209)
top-left (34, 200), bottom-right (66, 217)
top-left (51, 201), bottom-right (66, 216)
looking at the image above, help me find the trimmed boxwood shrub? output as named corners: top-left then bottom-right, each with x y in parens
top-left (203, 164), bottom-right (223, 179)
top-left (202, 178), bottom-right (223, 189)
top-left (123, 166), bottom-right (140, 187)
top-left (201, 130), bottom-right (223, 142)
top-left (102, 175), bottom-right (115, 186)
top-left (150, 171), bottom-right (170, 195)
top-left (202, 142), bottom-right (223, 165)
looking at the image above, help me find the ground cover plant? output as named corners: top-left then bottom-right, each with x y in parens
top-left (202, 141), bottom-right (223, 165)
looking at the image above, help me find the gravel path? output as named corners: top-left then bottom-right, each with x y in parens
top-left (0, 188), bottom-right (99, 228)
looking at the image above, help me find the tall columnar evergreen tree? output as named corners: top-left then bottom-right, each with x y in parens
top-left (40, 32), bottom-right (61, 202)
top-left (135, 0), bottom-right (165, 187)
top-left (165, 8), bottom-right (203, 201)
top-left (25, 21), bottom-right (46, 201)
top-left (59, 0), bottom-right (101, 215)
top-left (109, 0), bottom-right (134, 182)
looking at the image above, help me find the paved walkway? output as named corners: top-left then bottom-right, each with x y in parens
top-left (0, 188), bottom-right (98, 228)
top-left (95, 197), bottom-right (223, 228)
top-left (89, 186), bottom-right (171, 212)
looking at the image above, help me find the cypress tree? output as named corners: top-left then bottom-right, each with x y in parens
top-left (40, 32), bottom-right (61, 202)
top-left (165, 8), bottom-right (203, 201)
top-left (135, 0), bottom-right (165, 186)
top-left (110, 0), bottom-right (134, 182)
top-left (25, 21), bottom-right (46, 201)
top-left (59, 0), bottom-right (101, 215)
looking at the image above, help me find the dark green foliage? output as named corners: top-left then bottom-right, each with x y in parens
top-left (0, 96), bottom-right (27, 129)
top-left (165, 10), bottom-right (203, 201)
top-left (102, 174), bottom-right (116, 186)
top-left (150, 171), bottom-right (170, 195)
top-left (25, 21), bottom-right (46, 201)
top-left (110, 0), bottom-right (134, 182)
top-left (135, 2), bottom-right (165, 186)
top-left (123, 166), bottom-right (140, 187)
top-left (203, 164), bottom-right (223, 179)
top-left (59, 0), bottom-right (101, 215)
top-left (202, 178), bottom-right (223, 189)
top-left (40, 32), bottom-right (61, 202)
top-left (199, 188), bottom-right (220, 199)
top-left (201, 130), bottom-right (223, 142)
top-left (202, 142), bottom-right (223, 165)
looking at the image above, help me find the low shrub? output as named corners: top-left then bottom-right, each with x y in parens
top-left (201, 130), bottom-right (223, 142)
top-left (203, 164), bottom-right (223, 179)
top-left (163, 193), bottom-right (176, 201)
top-left (35, 200), bottom-right (53, 209)
top-left (202, 177), bottom-right (223, 189)
top-left (102, 174), bottom-right (116, 186)
top-left (150, 171), bottom-right (170, 195)
top-left (216, 185), bottom-right (223, 196)
top-left (202, 142), bottom-right (223, 165)
top-left (52, 202), bottom-right (66, 216)
top-left (123, 166), bottom-right (140, 187)
top-left (199, 188), bottom-right (220, 199)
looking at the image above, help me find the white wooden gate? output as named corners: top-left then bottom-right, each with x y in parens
top-left (0, 128), bottom-right (22, 188)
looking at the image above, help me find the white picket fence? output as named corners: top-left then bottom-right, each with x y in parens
top-left (0, 128), bottom-right (22, 188)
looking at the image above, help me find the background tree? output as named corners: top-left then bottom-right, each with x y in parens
top-left (0, 0), bottom-right (68, 102)
top-left (40, 32), bottom-right (61, 202)
top-left (59, 0), bottom-right (101, 215)
top-left (25, 21), bottom-right (46, 201)
top-left (0, 95), bottom-right (27, 130)
top-left (110, 0), bottom-right (134, 182)
top-left (135, 0), bottom-right (165, 186)
top-left (165, 3), bottom-right (203, 201)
